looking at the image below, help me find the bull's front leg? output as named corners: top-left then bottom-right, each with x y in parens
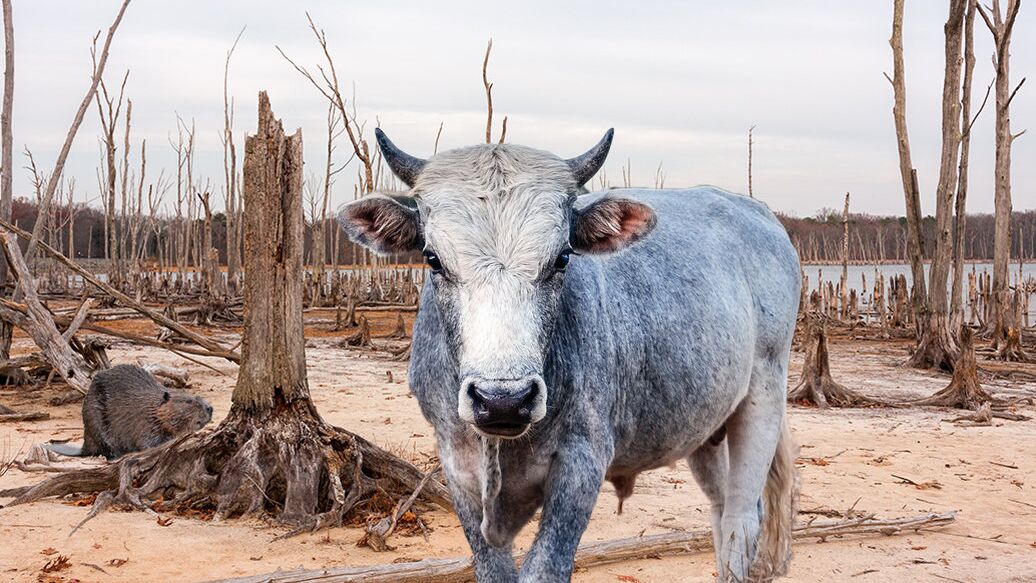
top-left (518, 435), bottom-right (609, 582)
top-left (450, 484), bottom-right (519, 582)
top-left (440, 437), bottom-right (519, 582)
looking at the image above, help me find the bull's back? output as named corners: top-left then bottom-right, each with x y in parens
top-left (569, 186), bottom-right (799, 471)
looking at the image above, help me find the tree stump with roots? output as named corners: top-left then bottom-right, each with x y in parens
top-left (0, 93), bottom-right (450, 532)
top-left (906, 312), bottom-right (960, 372)
top-left (788, 315), bottom-right (878, 407)
top-left (993, 327), bottom-right (1029, 362)
top-left (913, 326), bottom-right (996, 409)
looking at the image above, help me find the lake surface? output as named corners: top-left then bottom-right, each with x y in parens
top-left (803, 262), bottom-right (1035, 320)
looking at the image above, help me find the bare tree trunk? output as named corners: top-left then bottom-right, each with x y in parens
top-left (887, 0), bottom-right (929, 335)
top-left (24, 0), bottom-right (130, 267)
top-left (223, 28), bottom-right (243, 291)
top-left (234, 93), bottom-right (309, 409)
top-left (907, 0), bottom-right (966, 372)
top-left (0, 0), bottom-right (13, 359)
top-left (0, 92), bottom-right (452, 532)
top-left (951, 0), bottom-right (980, 325)
top-left (0, 231), bottom-right (92, 394)
top-left (840, 192), bottom-right (849, 320)
top-left (977, 0), bottom-right (1023, 349)
top-left (747, 125), bottom-right (755, 198)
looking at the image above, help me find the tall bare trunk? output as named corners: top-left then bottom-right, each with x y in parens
top-left (235, 91), bottom-right (310, 411)
top-left (978, 0), bottom-right (1022, 347)
top-left (0, 0), bottom-right (13, 359)
top-left (887, 0), bottom-right (929, 334)
top-left (840, 193), bottom-right (850, 320)
top-left (908, 0), bottom-right (966, 371)
top-left (951, 0), bottom-right (979, 323)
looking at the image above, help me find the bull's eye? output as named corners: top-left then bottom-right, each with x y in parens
top-left (554, 249), bottom-right (572, 271)
top-left (424, 251), bottom-right (444, 274)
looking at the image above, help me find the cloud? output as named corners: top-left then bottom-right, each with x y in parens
top-left (7, 0), bottom-right (1034, 217)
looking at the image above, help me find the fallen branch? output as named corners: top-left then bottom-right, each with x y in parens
top-left (0, 297), bottom-right (237, 363)
top-left (0, 410), bottom-right (49, 422)
top-left (359, 464), bottom-right (440, 551)
top-left (61, 297), bottom-right (93, 341)
top-left (0, 219), bottom-right (239, 363)
top-left (0, 231), bottom-right (91, 394)
top-left (210, 512), bottom-right (957, 583)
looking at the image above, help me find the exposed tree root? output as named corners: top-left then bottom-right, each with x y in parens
top-left (0, 401), bottom-right (451, 534)
top-left (788, 316), bottom-right (881, 408)
top-left (912, 326), bottom-right (997, 409)
top-left (341, 316), bottom-right (372, 348)
top-left (906, 313), bottom-right (959, 372)
top-left (992, 327), bottom-right (1030, 363)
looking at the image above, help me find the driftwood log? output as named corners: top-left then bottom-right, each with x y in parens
top-left (211, 512), bottom-right (957, 583)
top-left (0, 230), bottom-right (92, 394)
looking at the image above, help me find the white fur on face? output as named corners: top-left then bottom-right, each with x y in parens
top-left (415, 144), bottom-right (574, 422)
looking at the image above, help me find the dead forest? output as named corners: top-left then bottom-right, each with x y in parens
top-left (0, 1), bottom-right (1034, 582)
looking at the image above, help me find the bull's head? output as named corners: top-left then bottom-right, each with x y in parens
top-left (340, 129), bottom-right (655, 439)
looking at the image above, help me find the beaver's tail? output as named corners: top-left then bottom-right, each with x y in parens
top-left (46, 442), bottom-right (86, 457)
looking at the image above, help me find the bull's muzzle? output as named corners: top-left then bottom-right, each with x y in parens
top-left (459, 375), bottom-right (546, 438)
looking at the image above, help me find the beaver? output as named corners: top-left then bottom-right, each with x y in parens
top-left (48, 364), bottom-right (213, 460)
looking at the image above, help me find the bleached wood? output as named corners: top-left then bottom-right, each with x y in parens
top-left (212, 512), bottom-right (957, 583)
top-left (0, 231), bottom-right (90, 394)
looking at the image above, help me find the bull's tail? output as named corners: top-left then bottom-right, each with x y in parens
top-left (751, 420), bottom-right (798, 581)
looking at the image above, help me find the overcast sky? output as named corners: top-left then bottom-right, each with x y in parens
top-left (7, 0), bottom-right (1034, 217)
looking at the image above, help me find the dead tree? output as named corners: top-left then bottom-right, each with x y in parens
top-left (1, 0), bottom-right (130, 356)
top-left (993, 290), bottom-right (1029, 361)
top-left (277, 14), bottom-right (374, 193)
top-left (0, 0), bottom-right (13, 359)
top-left (840, 193), bottom-right (850, 320)
top-left (951, 0), bottom-right (985, 327)
top-left (885, 0), bottom-right (928, 336)
top-left (907, 0), bottom-right (967, 372)
top-left (481, 38), bottom-right (507, 143)
top-left (222, 27), bottom-right (244, 292)
top-left (913, 326), bottom-right (994, 409)
top-left (0, 231), bottom-right (91, 394)
top-left (94, 71), bottom-right (130, 287)
top-left (788, 315), bottom-right (877, 407)
top-left (747, 125), bottom-right (755, 198)
top-left (0, 93), bottom-right (449, 531)
top-left (977, 0), bottom-right (1024, 350)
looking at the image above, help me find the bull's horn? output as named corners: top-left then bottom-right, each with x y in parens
top-left (375, 128), bottom-right (427, 188)
top-left (566, 128), bottom-right (614, 187)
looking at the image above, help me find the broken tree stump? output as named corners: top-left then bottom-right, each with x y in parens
top-left (788, 314), bottom-right (878, 407)
top-left (913, 326), bottom-right (996, 409)
top-left (0, 92), bottom-right (449, 531)
top-left (390, 313), bottom-right (408, 339)
top-left (343, 315), bottom-right (372, 348)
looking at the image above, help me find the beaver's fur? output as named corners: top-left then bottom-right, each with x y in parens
top-left (49, 364), bottom-right (212, 459)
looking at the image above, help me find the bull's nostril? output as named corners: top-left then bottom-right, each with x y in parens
top-left (517, 382), bottom-right (538, 414)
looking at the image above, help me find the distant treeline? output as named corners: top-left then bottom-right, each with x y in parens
top-left (778, 208), bottom-right (1036, 264)
top-left (7, 196), bottom-right (1035, 266)
top-left (8, 197), bottom-right (423, 268)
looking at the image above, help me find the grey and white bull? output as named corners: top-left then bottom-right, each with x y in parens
top-left (340, 129), bottom-right (800, 582)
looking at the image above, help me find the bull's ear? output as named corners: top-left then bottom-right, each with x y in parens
top-left (571, 197), bottom-right (656, 254)
top-left (338, 194), bottom-right (423, 255)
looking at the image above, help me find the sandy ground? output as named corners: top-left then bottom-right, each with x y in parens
top-left (1, 317), bottom-right (1035, 583)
